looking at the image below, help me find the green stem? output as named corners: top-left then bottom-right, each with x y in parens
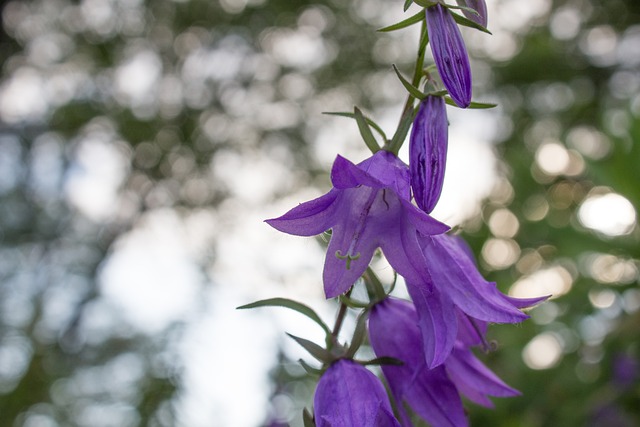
top-left (386, 19), bottom-right (429, 155)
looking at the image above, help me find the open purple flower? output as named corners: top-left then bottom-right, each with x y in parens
top-left (426, 3), bottom-right (472, 108)
top-left (369, 298), bottom-right (468, 427)
top-left (266, 150), bottom-right (449, 298)
top-left (370, 297), bottom-right (522, 427)
top-left (314, 359), bottom-right (401, 427)
top-left (410, 95), bottom-right (448, 213)
top-left (456, 0), bottom-right (488, 28)
top-left (407, 234), bottom-right (547, 367)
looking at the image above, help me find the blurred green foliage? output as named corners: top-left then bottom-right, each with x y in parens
top-left (0, 0), bottom-right (638, 426)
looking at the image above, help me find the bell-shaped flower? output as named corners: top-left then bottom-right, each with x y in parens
top-left (369, 298), bottom-right (468, 427)
top-left (314, 359), bottom-right (401, 427)
top-left (409, 95), bottom-right (448, 213)
top-left (426, 4), bottom-right (472, 108)
top-left (370, 298), bottom-right (526, 427)
top-left (407, 234), bottom-right (547, 367)
top-left (456, 0), bottom-right (488, 27)
top-left (266, 150), bottom-right (449, 298)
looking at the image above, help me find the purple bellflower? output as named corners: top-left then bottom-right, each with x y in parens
top-left (426, 3), bottom-right (472, 108)
top-left (266, 150), bottom-right (449, 298)
top-left (314, 358), bottom-right (401, 427)
top-left (409, 95), bottom-right (448, 213)
top-left (407, 234), bottom-right (548, 367)
top-left (369, 298), bottom-right (521, 427)
top-left (456, 0), bottom-right (488, 28)
top-left (369, 298), bottom-right (468, 427)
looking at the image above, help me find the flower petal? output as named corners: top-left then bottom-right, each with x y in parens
top-left (404, 365), bottom-right (469, 427)
top-left (331, 154), bottom-right (386, 190)
top-left (265, 190), bottom-right (339, 236)
top-left (401, 198), bottom-right (450, 236)
top-left (424, 235), bottom-right (528, 323)
top-left (446, 345), bottom-right (520, 408)
top-left (408, 284), bottom-right (458, 368)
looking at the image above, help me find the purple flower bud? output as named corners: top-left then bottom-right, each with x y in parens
top-left (426, 4), bottom-right (472, 108)
top-left (409, 96), bottom-right (448, 213)
top-left (456, 0), bottom-right (488, 28)
top-left (313, 359), bottom-right (401, 427)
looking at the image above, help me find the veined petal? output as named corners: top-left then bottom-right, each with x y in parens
top-left (382, 224), bottom-right (434, 293)
top-left (456, 310), bottom-right (488, 347)
top-left (446, 345), bottom-right (520, 407)
top-left (502, 293), bottom-right (550, 309)
top-left (408, 284), bottom-right (458, 368)
top-left (401, 198), bottom-right (450, 236)
top-left (265, 190), bottom-right (339, 236)
top-left (323, 220), bottom-right (378, 297)
top-left (456, 0), bottom-right (488, 27)
top-left (423, 235), bottom-right (528, 323)
top-left (426, 4), bottom-right (472, 108)
top-left (331, 154), bottom-right (387, 190)
top-left (404, 365), bottom-right (469, 427)
top-left (410, 96), bottom-right (448, 213)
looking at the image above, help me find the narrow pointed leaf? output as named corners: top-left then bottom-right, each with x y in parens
top-left (392, 64), bottom-right (426, 100)
top-left (378, 10), bottom-right (424, 32)
top-left (403, 0), bottom-right (413, 11)
top-left (299, 358), bottom-right (324, 376)
top-left (354, 107), bottom-right (381, 154)
top-left (238, 298), bottom-right (331, 335)
top-left (345, 310), bottom-right (370, 358)
top-left (323, 111), bottom-right (388, 141)
top-left (444, 97), bottom-right (497, 109)
top-left (360, 356), bottom-right (405, 366)
top-left (450, 9), bottom-right (491, 34)
top-left (303, 408), bottom-right (316, 427)
top-left (339, 295), bottom-right (370, 308)
top-left (287, 333), bottom-right (333, 362)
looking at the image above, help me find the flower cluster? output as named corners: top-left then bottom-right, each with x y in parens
top-left (250, 1), bottom-right (547, 426)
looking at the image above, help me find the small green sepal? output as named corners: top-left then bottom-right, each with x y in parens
top-left (345, 309), bottom-right (370, 358)
top-left (287, 333), bottom-right (334, 363)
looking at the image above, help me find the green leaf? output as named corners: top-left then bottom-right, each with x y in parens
top-left (287, 333), bottom-right (334, 362)
top-left (345, 309), bottom-right (370, 358)
top-left (378, 10), bottom-right (424, 32)
top-left (403, 0), bottom-right (413, 12)
top-left (354, 107), bottom-right (381, 154)
top-left (359, 356), bottom-right (405, 366)
top-left (392, 64), bottom-right (426, 100)
top-left (388, 103), bottom-right (417, 154)
top-left (323, 111), bottom-right (388, 141)
top-left (450, 10), bottom-right (492, 34)
top-left (444, 97), bottom-right (497, 109)
top-left (303, 408), bottom-right (316, 427)
top-left (237, 298), bottom-right (331, 336)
